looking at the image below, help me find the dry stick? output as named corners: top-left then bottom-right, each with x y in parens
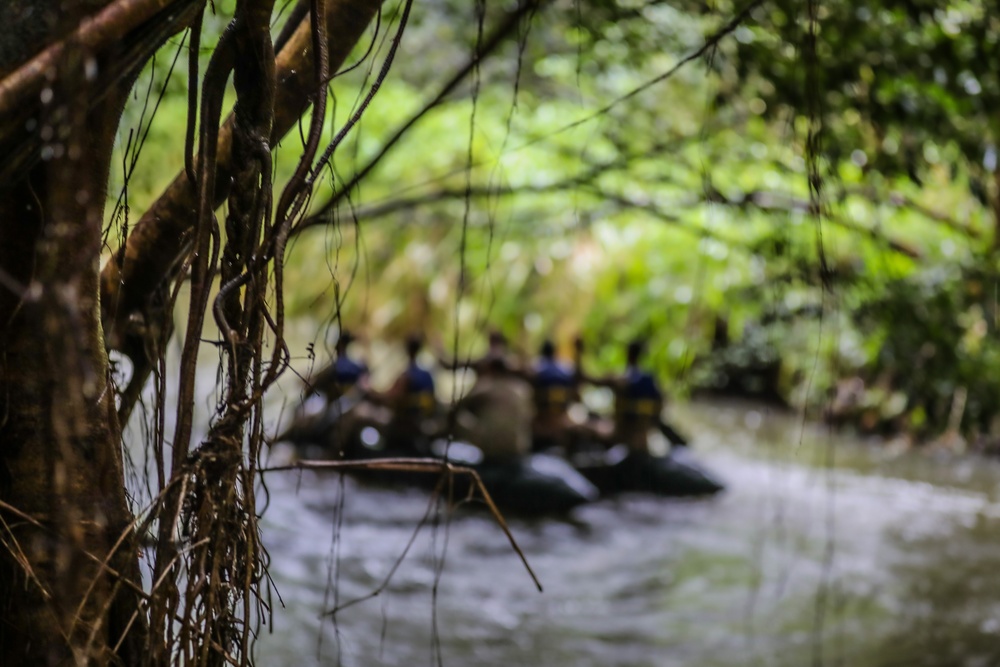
top-left (151, 468), bottom-right (193, 660)
top-left (74, 512), bottom-right (156, 651)
top-left (3, 460), bottom-right (248, 659)
top-left (69, 471), bottom-right (189, 657)
top-left (0, 509), bottom-right (55, 606)
top-left (240, 472), bottom-right (261, 666)
top-left (107, 538), bottom-right (214, 657)
top-left (1, 481), bottom-right (178, 651)
top-left (0, 530), bottom-right (37, 592)
top-left (196, 473), bottom-right (232, 666)
top-left (261, 458), bottom-right (543, 591)
top-left (0, 521), bottom-right (65, 644)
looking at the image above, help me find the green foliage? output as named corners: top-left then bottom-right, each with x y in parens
top-left (852, 263), bottom-right (1000, 439)
top-left (107, 0), bottom-right (1000, 442)
top-left (693, 0), bottom-right (1000, 215)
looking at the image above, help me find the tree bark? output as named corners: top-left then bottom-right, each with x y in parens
top-left (0, 87), bottom-right (143, 667)
top-left (0, 2), bottom-right (158, 664)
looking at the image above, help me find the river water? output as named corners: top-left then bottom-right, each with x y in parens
top-left (250, 400), bottom-right (1000, 666)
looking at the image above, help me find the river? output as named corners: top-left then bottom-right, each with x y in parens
top-left (250, 399), bottom-right (1000, 666)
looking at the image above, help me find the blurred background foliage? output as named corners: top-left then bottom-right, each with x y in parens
top-left (105, 0), bottom-right (1000, 447)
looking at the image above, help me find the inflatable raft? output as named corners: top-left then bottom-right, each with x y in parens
top-left (573, 444), bottom-right (725, 497)
top-left (279, 398), bottom-right (723, 510)
top-left (290, 424), bottom-right (599, 516)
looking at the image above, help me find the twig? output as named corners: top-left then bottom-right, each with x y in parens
top-left (260, 458), bottom-right (542, 591)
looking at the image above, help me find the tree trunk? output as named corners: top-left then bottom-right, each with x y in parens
top-left (0, 3), bottom-right (146, 664)
top-left (1, 0), bottom-right (383, 662)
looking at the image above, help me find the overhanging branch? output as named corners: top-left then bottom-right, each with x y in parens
top-left (100, 0), bottom-right (384, 349)
top-left (0, 0), bottom-right (199, 115)
top-left (0, 0), bottom-right (202, 182)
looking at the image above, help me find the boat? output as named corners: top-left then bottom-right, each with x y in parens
top-left (279, 397), bottom-right (722, 508)
top-left (571, 444), bottom-right (725, 497)
top-left (281, 404), bottom-right (599, 516)
top-left (345, 432), bottom-right (599, 515)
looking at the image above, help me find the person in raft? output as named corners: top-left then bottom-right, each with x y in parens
top-left (586, 339), bottom-right (667, 454)
top-left (448, 355), bottom-right (534, 463)
top-left (365, 334), bottom-right (440, 454)
top-left (307, 329), bottom-right (370, 400)
top-left (437, 329), bottom-right (513, 375)
top-left (303, 330), bottom-right (383, 453)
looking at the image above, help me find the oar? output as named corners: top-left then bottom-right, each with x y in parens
top-left (658, 419), bottom-right (689, 447)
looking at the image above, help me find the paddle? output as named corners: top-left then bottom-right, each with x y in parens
top-left (658, 419), bottom-right (689, 447)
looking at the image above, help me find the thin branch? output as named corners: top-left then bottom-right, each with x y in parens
top-left (721, 189), bottom-right (923, 259)
top-left (861, 186), bottom-right (981, 239)
top-left (301, 0), bottom-right (544, 228)
top-left (511, 0), bottom-right (768, 149)
top-left (297, 133), bottom-right (696, 231)
top-left (260, 458), bottom-right (542, 591)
